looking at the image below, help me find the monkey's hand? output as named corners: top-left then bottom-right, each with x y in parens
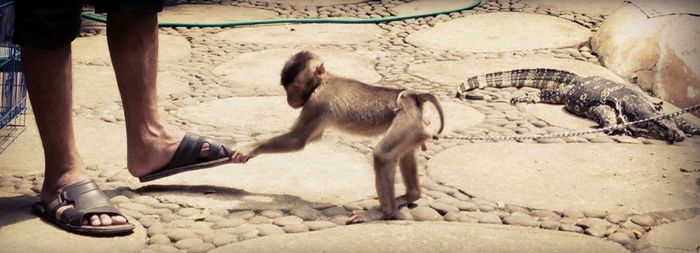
top-left (231, 144), bottom-right (257, 163)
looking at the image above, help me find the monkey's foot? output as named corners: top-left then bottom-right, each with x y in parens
top-left (346, 209), bottom-right (389, 224)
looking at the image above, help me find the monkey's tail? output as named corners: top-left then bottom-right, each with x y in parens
top-left (455, 69), bottom-right (579, 99)
top-left (416, 93), bottom-right (445, 137)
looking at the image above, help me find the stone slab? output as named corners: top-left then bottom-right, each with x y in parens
top-left (212, 49), bottom-right (382, 96)
top-left (0, 116), bottom-right (127, 176)
top-left (159, 5), bottom-right (278, 23)
top-left (629, 0), bottom-right (700, 17)
top-left (406, 13), bottom-right (591, 53)
top-left (73, 65), bottom-right (189, 108)
top-left (176, 96), bottom-right (298, 135)
top-left (0, 192), bottom-right (147, 253)
top-left (522, 0), bottom-right (625, 16)
top-left (636, 216), bottom-right (700, 253)
top-left (390, 0), bottom-right (474, 16)
top-left (140, 141), bottom-right (376, 210)
top-left (427, 143), bottom-right (700, 213)
top-left (259, 0), bottom-right (364, 6)
top-left (72, 34), bottom-right (190, 65)
top-left (407, 56), bottom-right (626, 87)
top-left (439, 101), bottom-right (486, 134)
top-left (215, 24), bottom-right (385, 45)
top-left (211, 222), bottom-right (630, 253)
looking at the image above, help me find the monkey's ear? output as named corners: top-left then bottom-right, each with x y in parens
top-left (315, 63), bottom-right (325, 75)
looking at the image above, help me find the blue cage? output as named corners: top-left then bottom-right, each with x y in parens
top-left (0, 0), bottom-right (27, 153)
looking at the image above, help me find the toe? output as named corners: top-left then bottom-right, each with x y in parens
top-left (111, 215), bottom-right (128, 225)
top-left (100, 214), bottom-right (112, 226)
top-left (90, 215), bottom-right (101, 226)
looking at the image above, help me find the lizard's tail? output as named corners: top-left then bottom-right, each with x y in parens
top-left (456, 69), bottom-right (579, 99)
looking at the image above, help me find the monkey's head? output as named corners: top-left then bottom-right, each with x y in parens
top-left (280, 51), bottom-right (326, 109)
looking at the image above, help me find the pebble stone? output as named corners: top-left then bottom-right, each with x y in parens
top-left (110, 195), bottom-right (130, 204)
top-left (576, 218), bottom-right (612, 229)
top-left (283, 223), bottom-right (310, 233)
top-left (178, 208), bottom-right (201, 217)
top-left (290, 207), bottom-right (324, 221)
top-left (429, 202), bottom-right (459, 214)
top-left (229, 210), bottom-right (256, 220)
top-left (168, 229), bottom-right (198, 242)
top-left (257, 224), bottom-right (286, 236)
top-left (212, 234), bottom-right (237, 247)
top-left (260, 210), bottom-right (284, 219)
top-left (148, 234), bottom-right (171, 245)
top-left (621, 220), bottom-right (645, 234)
top-left (273, 215), bottom-right (304, 226)
top-left (248, 215), bottom-right (272, 224)
top-left (503, 214), bottom-right (539, 227)
top-left (559, 224), bottom-right (584, 233)
top-left (410, 206), bottom-right (443, 221)
top-left (630, 214), bottom-right (656, 227)
top-left (606, 213), bottom-right (628, 224)
top-left (478, 213), bottom-right (503, 224)
top-left (224, 224), bottom-right (258, 235)
top-left (583, 210), bottom-right (608, 219)
top-left (139, 216), bottom-right (160, 228)
top-left (455, 201), bottom-right (479, 211)
top-left (305, 221), bottom-right (337, 231)
top-left (213, 218), bottom-right (245, 229)
top-left (444, 211), bottom-right (478, 223)
top-left (584, 227), bottom-right (611, 238)
top-left (187, 243), bottom-right (215, 253)
top-left (175, 238), bottom-right (205, 249)
top-left (607, 232), bottom-right (632, 247)
top-left (146, 244), bottom-right (179, 253)
top-left (540, 220), bottom-right (560, 230)
top-left (147, 224), bottom-right (167, 237)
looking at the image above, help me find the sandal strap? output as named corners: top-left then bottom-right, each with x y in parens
top-left (45, 179), bottom-right (123, 226)
top-left (166, 133), bottom-right (235, 169)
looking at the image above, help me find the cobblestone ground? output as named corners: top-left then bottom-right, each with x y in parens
top-left (1, 1), bottom-right (699, 253)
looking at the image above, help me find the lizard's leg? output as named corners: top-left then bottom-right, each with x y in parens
top-left (510, 89), bottom-right (567, 105)
top-left (674, 117), bottom-right (700, 135)
top-left (589, 105), bottom-right (628, 135)
top-left (510, 91), bottom-right (541, 105)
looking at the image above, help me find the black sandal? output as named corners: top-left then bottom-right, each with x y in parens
top-left (138, 133), bottom-right (236, 182)
top-left (32, 179), bottom-right (135, 236)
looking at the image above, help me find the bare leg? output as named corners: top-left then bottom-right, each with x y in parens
top-left (106, 13), bottom-right (224, 177)
top-left (23, 45), bottom-right (126, 226)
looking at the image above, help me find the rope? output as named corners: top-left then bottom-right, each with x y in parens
top-left (439, 104), bottom-right (700, 141)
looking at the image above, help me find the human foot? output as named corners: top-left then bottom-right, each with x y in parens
top-left (128, 132), bottom-right (236, 182)
top-left (37, 175), bottom-right (133, 235)
top-left (41, 171), bottom-right (129, 227)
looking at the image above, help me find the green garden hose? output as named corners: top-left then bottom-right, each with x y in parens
top-left (81, 0), bottom-right (481, 28)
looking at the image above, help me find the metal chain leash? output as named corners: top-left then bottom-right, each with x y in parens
top-left (439, 104), bottom-right (700, 142)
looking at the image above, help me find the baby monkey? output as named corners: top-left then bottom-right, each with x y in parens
top-left (232, 51), bottom-right (445, 224)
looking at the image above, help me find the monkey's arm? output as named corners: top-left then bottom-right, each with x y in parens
top-left (232, 108), bottom-right (324, 163)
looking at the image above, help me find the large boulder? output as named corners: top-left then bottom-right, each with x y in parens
top-left (592, 1), bottom-right (700, 116)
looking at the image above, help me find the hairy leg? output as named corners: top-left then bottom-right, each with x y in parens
top-left (106, 12), bottom-right (225, 177)
top-left (23, 45), bottom-right (126, 226)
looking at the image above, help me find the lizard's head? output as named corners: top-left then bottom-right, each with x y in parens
top-left (629, 120), bottom-right (685, 143)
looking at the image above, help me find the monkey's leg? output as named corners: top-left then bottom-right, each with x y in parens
top-left (348, 118), bottom-right (421, 224)
top-left (674, 117), bottom-right (700, 135)
top-left (396, 151), bottom-right (421, 208)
